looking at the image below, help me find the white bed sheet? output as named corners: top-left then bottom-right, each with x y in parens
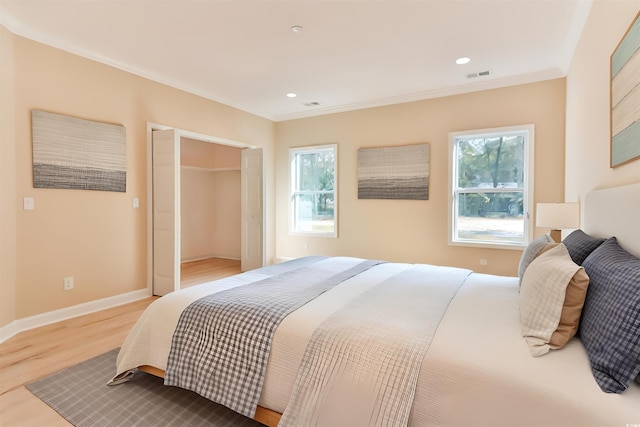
top-left (418, 272), bottom-right (640, 427)
top-left (115, 261), bottom-right (640, 426)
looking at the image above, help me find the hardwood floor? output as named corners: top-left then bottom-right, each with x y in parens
top-left (0, 257), bottom-right (241, 426)
top-left (181, 257), bottom-right (241, 288)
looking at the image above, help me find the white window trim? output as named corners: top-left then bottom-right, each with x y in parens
top-left (448, 124), bottom-right (535, 250)
top-left (289, 144), bottom-right (338, 238)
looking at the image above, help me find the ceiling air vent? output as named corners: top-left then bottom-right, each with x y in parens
top-left (466, 70), bottom-right (492, 79)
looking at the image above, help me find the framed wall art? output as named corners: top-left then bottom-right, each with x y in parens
top-left (358, 143), bottom-right (429, 200)
top-left (610, 11), bottom-right (640, 168)
top-left (32, 110), bottom-right (126, 192)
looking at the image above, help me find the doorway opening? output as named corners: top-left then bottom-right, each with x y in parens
top-left (147, 123), bottom-right (263, 296)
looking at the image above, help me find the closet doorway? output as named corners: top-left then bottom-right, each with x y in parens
top-left (148, 124), bottom-right (263, 296)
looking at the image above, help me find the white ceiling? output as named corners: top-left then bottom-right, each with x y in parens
top-left (0, 0), bottom-right (592, 122)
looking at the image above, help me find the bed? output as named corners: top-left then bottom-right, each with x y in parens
top-left (111, 183), bottom-right (640, 426)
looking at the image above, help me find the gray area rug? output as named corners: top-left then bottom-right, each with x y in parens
top-left (26, 349), bottom-right (265, 426)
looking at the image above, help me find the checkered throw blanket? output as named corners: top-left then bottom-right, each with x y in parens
top-left (164, 257), bottom-right (384, 418)
top-left (280, 264), bottom-right (471, 427)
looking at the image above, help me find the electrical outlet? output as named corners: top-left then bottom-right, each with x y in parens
top-left (479, 259), bottom-right (488, 266)
top-left (63, 276), bottom-right (74, 291)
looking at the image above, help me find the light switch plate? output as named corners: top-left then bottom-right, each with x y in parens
top-left (23, 197), bottom-right (35, 210)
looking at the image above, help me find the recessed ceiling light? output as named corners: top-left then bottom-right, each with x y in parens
top-left (456, 57), bottom-right (471, 65)
top-left (286, 93), bottom-right (297, 98)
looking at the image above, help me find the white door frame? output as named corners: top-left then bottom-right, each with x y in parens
top-left (146, 122), bottom-right (260, 294)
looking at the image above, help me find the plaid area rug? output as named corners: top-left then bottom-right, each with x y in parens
top-left (26, 349), bottom-right (265, 427)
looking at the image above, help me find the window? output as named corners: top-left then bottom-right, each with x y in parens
top-left (289, 144), bottom-right (337, 237)
top-left (449, 125), bottom-right (534, 248)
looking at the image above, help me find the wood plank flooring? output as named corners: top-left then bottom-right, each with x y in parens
top-left (181, 257), bottom-right (241, 288)
top-left (0, 257), bottom-right (241, 426)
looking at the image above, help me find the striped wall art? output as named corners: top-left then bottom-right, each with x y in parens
top-left (358, 143), bottom-right (429, 200)
top-left (610, 11), bottom-right (640, 168)
top-left (31, 110), bottom-right (126, 192)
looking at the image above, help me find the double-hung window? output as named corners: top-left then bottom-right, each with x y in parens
top-left (289, 144), bottom-right (337, 237)
top-left (449, 125), bottom-right (534, 248)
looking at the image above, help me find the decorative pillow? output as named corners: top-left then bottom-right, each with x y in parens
top-left (520, 244), bottom-right (589, 356)
top-left (562, 229), bottom-right (606, 265)
top-left (580, 237), bottom-right (640, 393)
top-left (536, 241), bottom-right (560, 257)
top-left (518, 234), bottom-right (552, 285)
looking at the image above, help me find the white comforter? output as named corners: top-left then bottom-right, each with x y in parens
top-left (115, 259), bottom-right (640, 426)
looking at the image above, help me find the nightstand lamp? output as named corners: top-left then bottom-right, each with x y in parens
top-left (536, 202), bottom-right (580, 242)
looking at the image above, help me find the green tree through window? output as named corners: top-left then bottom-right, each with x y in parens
top-left (450, 125), bottom-right (534, 247)
top-left (290, 144), bottom-right (337, 236)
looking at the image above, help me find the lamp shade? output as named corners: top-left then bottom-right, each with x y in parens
top-left (535, 202), bottom-right (580, 229)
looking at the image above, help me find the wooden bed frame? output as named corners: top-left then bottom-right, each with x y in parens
top-left (139, 365), bottom-right (282, 427)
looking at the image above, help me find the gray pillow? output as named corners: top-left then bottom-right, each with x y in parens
top-left (518, 234), bottom-right (552, 285)
top-left (562, 229), bottom-right (606, 265)
top-left (580, 237), bottom-right (640, 393)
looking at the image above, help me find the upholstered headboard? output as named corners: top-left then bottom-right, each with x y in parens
top-left (583, 182), bottom-right (640, 258)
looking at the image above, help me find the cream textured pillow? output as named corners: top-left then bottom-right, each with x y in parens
top-left (520, 244), bottom-right (589, 356)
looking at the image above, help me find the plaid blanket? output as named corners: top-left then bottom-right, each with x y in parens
top-left (280, 264), bottom-right (471, 426)
top-left (164, 257), bottom-right (384, 417)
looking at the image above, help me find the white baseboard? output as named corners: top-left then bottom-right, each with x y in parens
top-left (0, 288), bottom-right (150, 344)
top-left (181, 254), bottom-right (241, 263)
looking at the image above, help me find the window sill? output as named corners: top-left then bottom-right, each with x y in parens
top-left (448, 240), bottom-right (527, 250)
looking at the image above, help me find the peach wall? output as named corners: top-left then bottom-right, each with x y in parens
top-left (275, 79), bottom-right (567, 276)
top-left (181, 169), bottom-right (219, 261)
top-left (565, 0), bottom-right (640, 209)
top-left (180, 138), bottom-right (243, 262)
top-left (4, 1), bottom-right (635, 327)
top-left (11, 35), bottom-right (275, 319)
top-left (212, 170), bottom-right (242, 257)
top-left (0, 25), bottom-right (17, 329)
top-left (181, 169), bottom-right (241, 261)
top-left (181, 137), bottom-right (243, 169)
